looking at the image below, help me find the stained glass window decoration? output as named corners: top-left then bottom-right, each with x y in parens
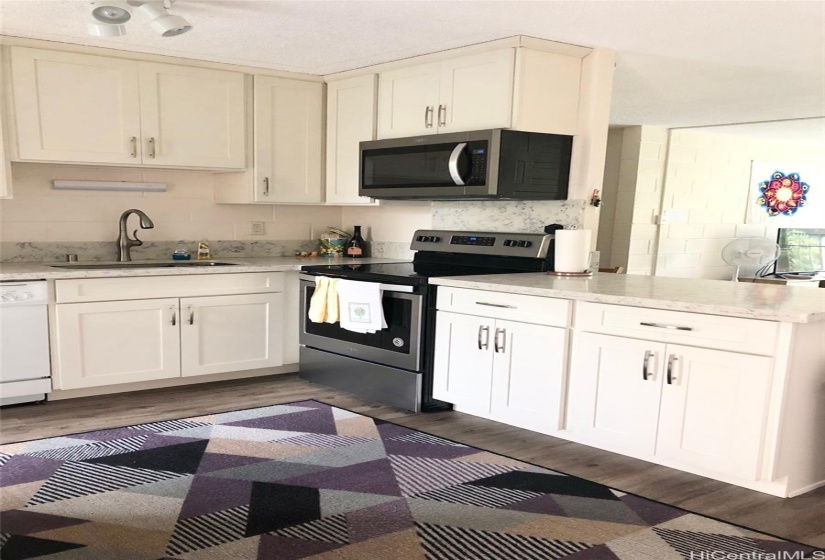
top-left (756, 171), bottom-right (809, 217)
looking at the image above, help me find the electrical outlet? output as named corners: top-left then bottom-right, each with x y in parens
top-left (249, 221), bottom-right (265, 235)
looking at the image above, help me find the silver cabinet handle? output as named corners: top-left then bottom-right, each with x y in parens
top-left (438, 104), bottom-right (447, 127)
top-left (448, 142), bottom-right (468, 186)
top-left (148, 137), bottom-right (156, 158)
top-left (475, 301), bottom-right (516, 309)
top-left (170, 306), bottom-right (176, 326)
top-left (494, 328), bottom-right (506, 353)
top-left (130, 136), bottom-right (137, 158)
top-left (640, 322), bottom-right (693, 332)
top-left (263, 177), bottom-right (270, 197)
top-left (642, 350), bottom-right (653, 380)
top-left (667, 354), bottom-right (678, 384)
top-left (188, 305), bottom-right (195, 325)
top-left (477, 325), bottom-right (490, 350)
top-left (425, 106), bottom-right (434, 128)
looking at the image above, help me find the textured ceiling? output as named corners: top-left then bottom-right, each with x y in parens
top-left (1, 0), bottom-right (823, 133)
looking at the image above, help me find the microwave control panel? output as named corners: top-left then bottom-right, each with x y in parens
top-left (466, 141), bottom-right (488, 185)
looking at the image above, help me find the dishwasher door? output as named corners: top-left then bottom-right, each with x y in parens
top-left (0, 281), bottom-right (51, 405)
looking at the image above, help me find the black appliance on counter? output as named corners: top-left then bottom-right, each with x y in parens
top-left (359, 129), bottom-right (573, 200)
top-left (298, 229), bottom-right (556, 412)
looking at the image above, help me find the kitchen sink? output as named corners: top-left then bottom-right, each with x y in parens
top-left (51, 261), bottom-right (238, 269)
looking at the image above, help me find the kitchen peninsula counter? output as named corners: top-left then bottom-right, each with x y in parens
top-left (430, 272), bottom-right (825, 323)
top-left (0, 256), bottom-right (405, 282)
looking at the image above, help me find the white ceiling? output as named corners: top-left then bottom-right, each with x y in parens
top-left (1, 0), bottom-right (823, 132)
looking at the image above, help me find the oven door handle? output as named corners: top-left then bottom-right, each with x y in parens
top-left (298, 273), bottom-right (414, 293)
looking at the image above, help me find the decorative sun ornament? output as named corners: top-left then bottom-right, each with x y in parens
top-left (757, 171), bottom-right (809, 216)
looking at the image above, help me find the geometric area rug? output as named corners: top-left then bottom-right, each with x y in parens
top-left (0, 400), bottom-right (817, 559)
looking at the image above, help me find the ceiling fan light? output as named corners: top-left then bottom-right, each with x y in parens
top-left (139, 2), bottom-right (192, 36)
top-left (87, 21), bottom-right (127, 37)
top-left (151, 14), bottom-right (192, 36)
top-left (91, 5), bottom-right (132, 24)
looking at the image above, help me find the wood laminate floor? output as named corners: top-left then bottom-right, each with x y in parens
top-left (1, 374), bottom-right (823, 548)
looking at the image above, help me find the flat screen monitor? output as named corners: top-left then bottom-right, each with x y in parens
top-left (774, 228), bottom-right (825, 275)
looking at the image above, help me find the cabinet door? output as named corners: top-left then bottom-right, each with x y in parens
top-left (432, 311), bottom-right (494, 415)
top-left (0, 54), bottom-right (11, 198)
top-left (567, 333), bottom-right (665, 456)
top-left (254, 76), bottom-right (323, 203)
top-left (10, 47), bottom-right (141, 164)
top-left (490, 320), bottom-right (566, 434)
top-left (377, 62), bottom-right (441, 139)
top-left (180, 293), bottom-right (284, 377)
top-left (139, 63), bottom-right (246, 169)
top-left (54, 299), bottom-right (180, 390)
top-left (326, 75), bottom-right (378, 205)
top-left (656, 345), bottom-right (772, 480)
top-left (439, 50), bottom-right (515, 132)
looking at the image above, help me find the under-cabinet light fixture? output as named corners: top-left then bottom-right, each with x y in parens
top-left (52, 180), bottom-right (167, 192)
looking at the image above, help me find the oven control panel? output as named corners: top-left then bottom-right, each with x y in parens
top-left (450, 236), bottom-right (495, 247)
top-left (411, 230), bottom-right (552, 259)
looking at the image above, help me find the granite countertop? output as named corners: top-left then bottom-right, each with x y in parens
top-left (430, 273), bottom-right (825, 323)
top-left (0, 256), bottom-right (407, 281)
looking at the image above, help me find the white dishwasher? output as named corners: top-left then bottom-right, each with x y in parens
top-left (0, 281), bottom-right (51, 405)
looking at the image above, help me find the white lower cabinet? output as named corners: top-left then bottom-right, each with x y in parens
top-left (54, 298), bottom-right (182, 389)
top-left (53, 274), bottom-right (285, 390)
top-left (568, 332), bottom-right (772, 480)
top-left (433, 311), bottom-right (566, 434)
top-left (567, 333), bottom-right (663, 456)
top-left (489, 319), bottom-right (566, 433)
top-left (433, 312), bottom-right (495, 416)
top-left (655, 344), bottom-right (772, 480)
top-left (180, 293), bottom-right (283, 377)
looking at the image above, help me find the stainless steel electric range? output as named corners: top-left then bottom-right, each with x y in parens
top-left (298, 229), bottom-right (556, 412)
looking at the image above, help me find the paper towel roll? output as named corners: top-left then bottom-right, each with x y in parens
top-left (554, 229), bottom-right (592, 273)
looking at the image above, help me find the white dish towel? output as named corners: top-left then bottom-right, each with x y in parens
top-left (337, 279), bottom-right (387, 334)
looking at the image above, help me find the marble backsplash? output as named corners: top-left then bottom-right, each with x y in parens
top-left (0, 240), bottom-right (412, 262)
top-left (432, 200), bottom-right (586, 233)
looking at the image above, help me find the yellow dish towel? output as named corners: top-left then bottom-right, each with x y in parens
top-left (307, 277), bottom-right (329, 323)
top-left (307, 277), bottom-right (340, 323)
top-left (325, 278), bottom-right (340, 323)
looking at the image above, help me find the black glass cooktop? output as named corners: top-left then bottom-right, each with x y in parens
top-left (301, 258), bottom-right (548, 285)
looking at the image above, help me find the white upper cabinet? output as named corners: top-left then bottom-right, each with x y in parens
top-left (378, 52), bottom-right (515, 139)
top-left (10, 48), bottom-right (142, 165)
top-left (0, 53), bottom-right (12, 199)
top-left (254, 76), bottom-right (323, 203)
top-left (8, 47), bottom-right (246, 169)
top-left (439, 50), bottom-right (515, 133)
top-left (377, 47), bottom-right (585, 140)
top-left (377, 62), bottom-right (441, 138)
top-left (325, 74), bottom-right (378, 205)
top-left (139, 63), bottom-right (246, 169)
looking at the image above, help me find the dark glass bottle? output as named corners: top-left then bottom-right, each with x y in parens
top-left (346, 226), bottom-right (367, 258)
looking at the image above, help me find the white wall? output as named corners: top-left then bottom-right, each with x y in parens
top-left (597, 126), bottom-right (668, 273)
top-left (1, 164), bottom-right (590, 260)
top-left (0, 163), bottom-right (341, 244)
top-left (655, 130), bottom-right (824, 279)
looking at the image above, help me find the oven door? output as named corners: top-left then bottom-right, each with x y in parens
top-left (299, 274), bottom-right (423, 371)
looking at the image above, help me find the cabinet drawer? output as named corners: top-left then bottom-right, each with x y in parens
top-left (575, 302), bottom-right (779, 356)
top-left (436, 287), bottom-right (570, 327)
top-left (56, 273), bottom-right (284, 303)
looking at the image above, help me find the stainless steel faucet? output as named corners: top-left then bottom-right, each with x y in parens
top-left (117, 209), bottom-right (155, 262)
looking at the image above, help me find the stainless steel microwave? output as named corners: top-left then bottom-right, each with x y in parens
top-left (359, 129), bottom-right (573, 200)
